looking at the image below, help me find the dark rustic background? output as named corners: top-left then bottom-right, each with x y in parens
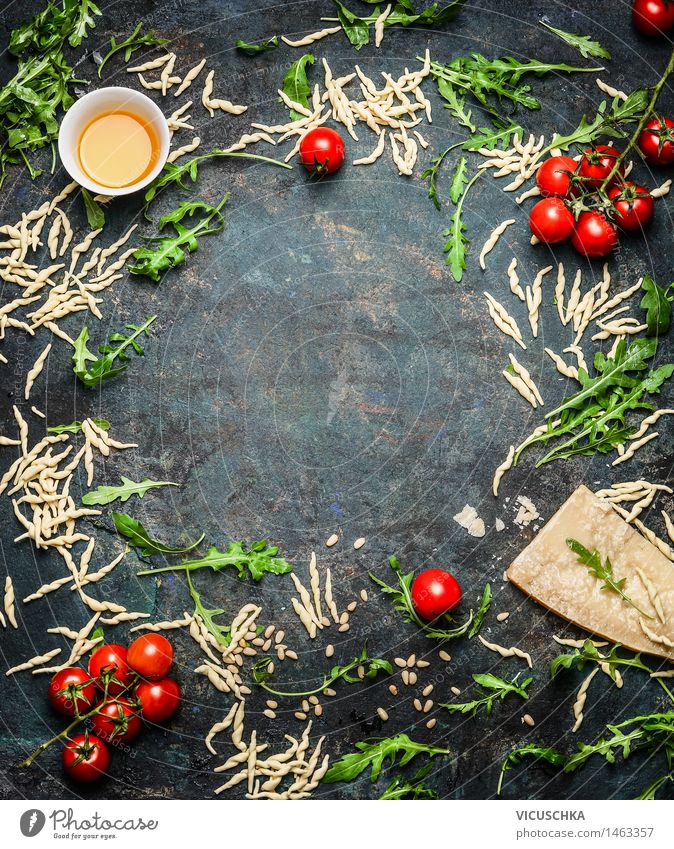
top-left (1, 0), bottom-right (673, 800)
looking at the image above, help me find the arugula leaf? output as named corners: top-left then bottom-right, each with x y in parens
top-left (66, 0), bottom-right (101, 47)
top-left (112, 511), bottom-right (204, 556)
top-left (436, 77), bottom-right (476, 132)
top-left (97, 22), bottom-right (168, 78)
top-left (634, 773), bottom-right (673, 800)
top-left (420, 143), bottom-right (462, 210)
top-left (81, 188), bottom-right (104, 230)
top-left (280, 54), bottom-right (316, 118)
top-left (235, 36), bottom-right (279, 55)
top-left (567, 539), bottom-right (653, 618)
top-left (380, 765), bottom-right (438, 799)
top-left (443, 168), bottom-right (478, 282)
top-left (47, 418), bottom-right (110, 434)
top-left (333, 1), bottom-right (370, 49)
top-left (332, 1), bottom-right (465, 50)
top-left (640, 275), bottom-right (672, 337)
top-left (322, 733), bottom-right (449, 784)
top-left (136, 540), bottom-right (293, 582)
top-left (72, 316), bottom-right (157, 388)
top-left (252, 644), bottom-right (392, 697)
top-left (547, 89), bottom-right (649, 152)
top-left (449, 155), bottom-right (468, 203)
top-left (541, 22), bottom-right (611, 60)
top-left (144, 149), bottom-right (290, 205)
top-left (497, 744), bottom-right (567, 796)
top-left (187, 572), bottom-right (231, 648)
top-left (129, 198), bottom-right (229, 282)
top-left (370, 555), bottom-right (478, 640)
top-left (82, 476), bottom-right (179, 506)
top-left (462, 123), bottom-right (523, 151)
top-left (468, 582), bottom-right (491, 638)
top-left (439, 672), bottom-right (532, 716)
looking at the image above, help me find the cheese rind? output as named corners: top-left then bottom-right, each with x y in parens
top-left (507, 485), bottom-right (674, 661)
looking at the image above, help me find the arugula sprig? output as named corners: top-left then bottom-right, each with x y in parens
top-left (546, 89), bottom-right (649, 153)
top-left (82, 476), bottom-right (179, 506)
top-left (497, 744), bottom-right (567, 796)
top-left (513, 338), bottom-right (674, 467)
top-left (370, 556), bottom-right (482, 640)
top-left (640, 275), bottom-right (673, 337)
top-left (112, 512), bottom-right (204, 557)
top-left (322, 733), bottom-right (449, 783)
top-left (252, 644), bottom-right (392, 697)
top-left (81, 188), bottom-right (104, 230)
top-left (540, 22), bottom-right (611, 60)
top-left (97, 22), bottom-right (168, 78)
top-left (380, 764), bottom-right (438, 799)
top-left (136, 540), bottom-right (293, 582)
top-left (439, 672), bottom-right (532, 717)
top-left (47, 418), bottom-right (110, 434)
top-left (235, 36), bottom-right (279, 56)
top-left (187, 572), bottom-right (231, 648)
top-left (72, 317), bottom-right (156, 388)
top-left (129, 198), bottom-right (229, 282)
top-left (567, 540), bottom-right (653, 619)
top-left (281, 54), bottom-right (316, 118)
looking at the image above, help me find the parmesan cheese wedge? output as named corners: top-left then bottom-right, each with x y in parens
top-left (507, 485), bottom-right (674, 661)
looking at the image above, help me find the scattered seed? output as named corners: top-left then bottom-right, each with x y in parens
top-left (406, 654), bottom-right (416, 667)
top-left (314, 704), bottom-right (323, 717)
top-left (401, 669), bottom-right (410, 685)
top-left (262, 639), bottom-right (272, 651)
top-left (496, 611), bottom-right (510, 622)
top-left (451, 686), bottom-right (461, 696)
top-left (394, 657), bottom-right (407, 668)
top-left (439, 650), bottom-right (452, 662)
top-left (377, 707), bottom-right (389, 721)
top-left (326, 534), bottom-right (339, 547)
top-left (294, 711), bottom-right (307, 721)
top-left (277, 646), bottom-right (286, 661)
top-left (252, 636), bottom-right (265, 647)
top-left (422, 684), bottom-right (434, 697)
top-left (323, 687), bottom-right (337, 697)
top-left (267, 661), bottom-right (275, 674)
top-left (302, 699), bottom-right (310, 712)
top-left (408, 671), bottom-right (418, 685)
top-left (353, 537), bottom-right (366, 549)
top-left (423, 699), bottom-right (433, 713)
top-left (413, 698), bottom-right (423, 711)
top-left (321, 616), bottom-right (331, 627)
top-left (357, 664), bottom-right (365, 679)
top-left (275, 630), bottom-right (285, 644)
top-left (264, 625), bottom-right (275, 638)
top-left (360, 589), bottom-right (368, 602)
top-left (426, 718), bottom-right (437, 730)
top-left (263, 709), bottom-right (277, 720)
top-left (285, 649), bottom-right (298, 661)
top-left (266, 699), bottom-right (278, 710)
top-left (308, 695), bottom-right (319, 705)
top-left (347, 601), bottom-right (357, 612)
top-left (339, 611), bottom-right (349, 625)
top-left (242, 646), bottom-right (257, 657)
top-left (338, 623), bottom-right (350, 633)
top-left (522, 713), bottom-right (535, 727)
top-left (416, 659), bottom-right (430, 668)
top-left (388, 684), bottom-right (398, 696)
top-left (325, 644), bottom-right (335, 658)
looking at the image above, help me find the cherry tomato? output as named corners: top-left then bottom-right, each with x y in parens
top-left (299, 127), bottom-right (345, 176)
top-left (90, 698), bottom-right (142, 744)
top-left (136, 678), bottom-right (181, 723)
top-left (578, 145), bottom-right (623, 189)
top-left (638, 115), bottom-right (674, 166)
top-left (536, 155), bottom-right (577, 197)
top-left (571, 211), bottom-right (619, 257)
top-left (632, 0), bottom-right (674, 36)
top-left (48, 667), bottom-right (97, 717)
top-left (127, 633), bottom-right (174, 680)
top-left (608, 182), bottom-right (654, 231)
top-left (529, 197), bottom-right (574, 243)
top-left (411, 569), bottom-right (462, 620)
top-left (62, 732), bottom-right (110, 783)
top-left (88, 644), bottom-right (131, 695)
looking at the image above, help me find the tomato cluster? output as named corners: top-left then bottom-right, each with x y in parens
top-left (48, 634), bottom-right (180, 783)
top-left (529, 133), bottom-right (668, 257)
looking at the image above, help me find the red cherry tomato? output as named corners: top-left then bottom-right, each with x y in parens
top-left (411, 569), bottom-right (462, 620)
top-left (299, 127), bottom-right (345, 176)
top-left (638, 115), bottom-right (674, 166)
top-left (136, 678), bottom-right (181, 723)
top-left (127, 633), bottom-right (174, 680)
top-left (536, 155), bottom-right (577, 197)
top-left (90, 698), bottom-right (142, 744)
top-left (632, 0), bottom-right (674, 36)
top-left (62, 733), bottom-right (110, 783)
top-left (88, 644), bottom-right (131, 695)
top-left (608, 182), bottom-right (654, 231)
top-left (529, 197), bottom-right (574, 243)
top-left (571, 211), bottom-right (619, 257)
top-left (48, 667), bottom-right (97, 717)
top-left (578, 145), bottom-right (623, 189)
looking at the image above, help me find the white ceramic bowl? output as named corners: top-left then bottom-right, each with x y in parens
top-left (58, 87), bottom-right (170, 196)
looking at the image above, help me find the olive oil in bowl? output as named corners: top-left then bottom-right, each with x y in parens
top-left (78, 111), bottom-right (160, 189)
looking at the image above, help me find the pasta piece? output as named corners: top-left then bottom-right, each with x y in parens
top-left (127, 54), bottom-right (171, 73)
top-left (611, 431), bottom-right (659, 466)
top-left (484, 293), bottom-right (526, 349)
top-left (651, 179), bottom-right (671, 198)
top-left (374, 5), bottom-right (392, 47)
top-left (503, 369), bottom-right (537, 408)
top-left (595, 78), bottom-right (627, 101)
top-left (174, 59), bottom-right (206, 97)
top-left (572, 668), bottom-right (598, 732)
top-left (353, 131), bottom-right (386, 165)
top-left (545, 348), bottom-right (578, 380)
top-left (24, 342), bottom-right (52, 400)
top-left (636, 567), bottom-right (666, 624)
top-left (6, 648), bottom-right (61, 675)
top-left (281, 27), bottom-right (341, 47)
top-left (478, 635), bottom-right (532, 667)
top-left (509, 353), bottom-right (543, 405)
top-left (492, 445), bottom-right (514, 497)
top-left (507, 258), bottom-right (525, 301)
top-left (4, 576), bottom-right (17, 628)
top-left (479, 220), bottom-right (516, 270)
top-left (632, 408), bottom-right (674, 440)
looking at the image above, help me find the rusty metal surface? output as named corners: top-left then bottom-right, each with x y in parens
top-left (0, 0), bottom-right (673, 800)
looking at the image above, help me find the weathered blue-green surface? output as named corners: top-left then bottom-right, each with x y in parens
top-left (0, 0), bottom-right (673, 801)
